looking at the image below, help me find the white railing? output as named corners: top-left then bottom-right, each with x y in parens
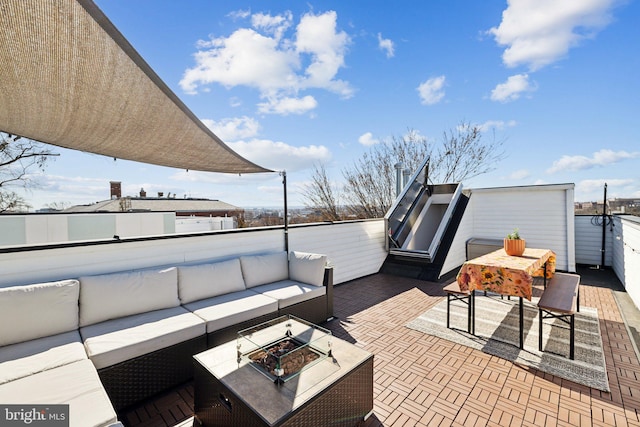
top-left (575, 214), bottom-right (640, 310)
top-left (0, 219), bottom-right (387, 288)
top-left (611, 215), bottom-right (640, 310)
top-left (1, 211), bottom-right (638, 311)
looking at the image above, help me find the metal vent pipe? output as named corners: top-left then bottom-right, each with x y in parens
top-left (395, 163), bottom-right (403, 197)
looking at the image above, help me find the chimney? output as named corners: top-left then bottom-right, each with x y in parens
top-left (110, 181), bottom-right (122, 199)
top-left (140, 188), bottom-right (146, 198)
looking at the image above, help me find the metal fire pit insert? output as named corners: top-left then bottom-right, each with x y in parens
top-left (237, 315), bottom-right (332, 384)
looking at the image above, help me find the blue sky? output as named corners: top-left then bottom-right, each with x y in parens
top-left (17, 0), bottom-right (640, 210)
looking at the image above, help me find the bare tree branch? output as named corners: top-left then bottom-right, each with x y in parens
top-left (0, 133), bottom-right (58, 211)
top-left (302, 122), bottom-right (505, 219)
top-left (429, 121), bottom-right (505, 183)
top-left (302, 163), bottom-right (342, 221)
top-left (342, 129), bottom-right (432, 218)
top-left (0, 191), bottom-right (31, 213)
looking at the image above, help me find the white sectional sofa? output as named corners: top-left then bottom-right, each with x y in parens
top-left (0, 251), bottom-right (331, 424)
top-left (0, 280), bottom-right (119, 427)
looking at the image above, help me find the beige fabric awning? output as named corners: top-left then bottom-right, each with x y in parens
top-left (0, 0), bottom-right (271, 174)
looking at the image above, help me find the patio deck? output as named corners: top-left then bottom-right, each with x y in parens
top-left (121, 266), bottom-right (640, 427)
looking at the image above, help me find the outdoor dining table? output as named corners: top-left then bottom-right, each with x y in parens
top-left (456, 247), bottom-right (557, 349)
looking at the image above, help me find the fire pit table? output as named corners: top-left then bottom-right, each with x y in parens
top-left (193, 315), bottom-right (373, 426)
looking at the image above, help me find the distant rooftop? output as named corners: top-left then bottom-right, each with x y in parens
top-left (64, 181), bottom-right (242, 214)
top-left (64, 197), bottom-right (241, 214)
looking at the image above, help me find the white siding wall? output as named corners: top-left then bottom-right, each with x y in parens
top-left (0, 220), bottom-right (387, 288)
top-left (612, 215), bottom-right (640, 310)
top-left (289, 220), bottom-right (387, 284)
top-left (441, 184), bottom-right (576, 276)
top-left (574, 215), bottom-right (614, 266)
top-left (440, 196), bottom-right (474, 276)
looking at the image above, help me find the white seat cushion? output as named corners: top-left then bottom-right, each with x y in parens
top-left (178, 258), bottom-right (246, 304)
top-left (0, 279), bottom-right (80, 347)
top-left (79, 267), bottom-right (179, 327)
top-left (240, 252), bottom-right (289, 288)
top-left (183, 289), bottom-right (278, 333)
top-left (250, 280), bottom-right (326, 308)
top-left (0, 359), bottom-right (117, 427)
top-left (0, 331), bottom-right (87, 385)
top-left (289, 251), bottom-right (327, 286)
top-left (80, 306), bottom-right (205, 370)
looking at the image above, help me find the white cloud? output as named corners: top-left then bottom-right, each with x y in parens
top-left (547, 149), bottom-right (640, 173)
top-left (181, 28), bottom-right (298, 94)
top-left (479, 120), bottom-right (517, 132)
top-left (576, 178), bottom-right (635, 200)
top-left (251, 11), bottom-right (293, 40)
top-left (507, 169), bottom-right (530, 180)
top-left (377, 33), bottom-right (394, 58)
top-left (180, 10), bottom-right (352, 114)
top-left (257, 95), bottom-right (318, 115)
top-left (404, 129), bottom-right (427, 142)
top-left (358, 132), bottom-right (379, 146)
top-left (228, 9), bottom-right (251, 20)
top-left (170, 169), bottom-right (270, 185)
top-left (36, 174), bottom-right (107, 196)
top-left (488, 0), bottom-right (619, 70)
top-left (417, 75), bottom-right (446, 105)
top-left (295, 11), bottom-right (353, 97)
top-left (256, 182), bottom-right (284, 203)
top-left (256, 184), bottom-right (284, 196)
top-left (228, 139), bottom-right (332, 172)
top-left (490, 74), bottom-right (535, 102)
top-left (201, 116), bottom-right (260, 141)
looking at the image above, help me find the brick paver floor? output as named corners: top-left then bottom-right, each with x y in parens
top-left (121, 267), bottom-right (640, 427)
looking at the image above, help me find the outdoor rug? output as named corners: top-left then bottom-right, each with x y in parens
top-left (406, 294), bottom-right (610, 392)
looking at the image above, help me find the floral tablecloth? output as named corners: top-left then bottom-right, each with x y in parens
top-left (456, 248), bottom-right (556, 300)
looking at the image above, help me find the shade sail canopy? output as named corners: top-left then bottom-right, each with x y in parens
top-left (0, 0), bottom-right (271, 174)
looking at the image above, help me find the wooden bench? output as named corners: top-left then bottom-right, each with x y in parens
top-left (443, 282), bottom-right (474, 335)
top-left (537, 272), bottom-right (581, 359)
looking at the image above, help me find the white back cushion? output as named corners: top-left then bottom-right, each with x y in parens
top-left (240, 252), bottom-right (289, 288)
top-left (0, 280), bottom-right (80, 347)
top-left (79, 267), bottom-right (179, 327)
top-left (178, 259), bottom-right (246, 304)
top-left (289, 251), bottom-right (327, 286)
